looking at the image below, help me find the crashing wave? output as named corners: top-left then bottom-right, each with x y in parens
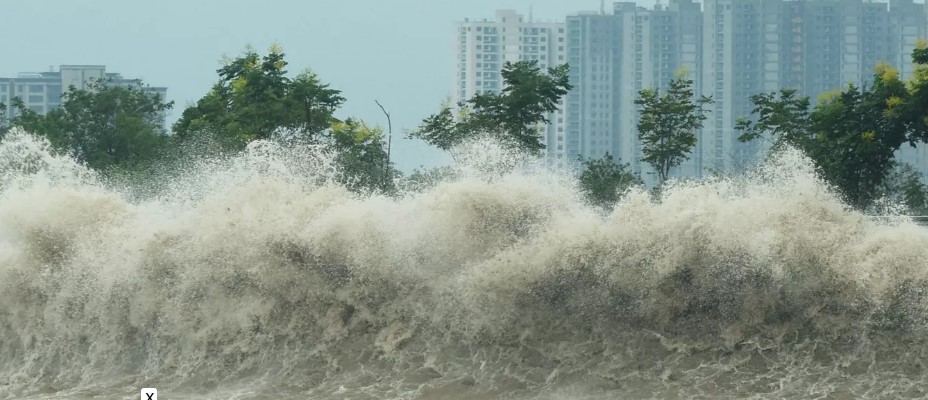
top-left (1, 131), bottom-right (927, 399)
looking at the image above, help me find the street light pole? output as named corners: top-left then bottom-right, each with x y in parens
top-left (375, 100), bottom-right (392, 163)
top-left (375, 100), bottom-right (393, 190)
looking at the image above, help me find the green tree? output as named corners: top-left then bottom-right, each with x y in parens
top-left (412, 61), bottom-right (571, 155)
top-left (402, 166), bottom-right (456, 193)
top-left (814, 77), bottom-right (908, 208)
top-left (735, 89), bottom-right (812, 149)
top-left (8, 97), bottom-right (70, 151)
top-left (8, 79), bottom-right (173, 173)
top-left (737, 63), bottom-right (910, 209)
top-left (901, 41), bottom-right (928, 144)
top-left (902, 177), bottom-right (928, 215)
top-left (635, 74), bottom-right (713, 183)
top-left (882, 163), bottom-right (928, 215)
top-left (174, 45), bottom-right (345, 150)
top-left (329, 119), bottom-right (396, 194)
top-left (578, 153), bottom-right (642, 209)
top-left (0, 101), bottom-right (8, 137)
top-left (176, 46), bottom-right (399, 194)
top-left (410, 104), bottom-right (469, 153)
top-left (286, 71), bottom-right (346, 140)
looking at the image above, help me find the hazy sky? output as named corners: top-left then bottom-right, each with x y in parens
top-left (3, 0), bottom-right (655, 172)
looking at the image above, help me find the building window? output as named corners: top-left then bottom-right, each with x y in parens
top-left (30, 85), bottom-right (44, 93)
top-left (29, 95), bottom-right (43, 103)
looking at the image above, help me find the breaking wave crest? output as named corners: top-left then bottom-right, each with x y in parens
top-left (1, 129), bottom-right (928, 399)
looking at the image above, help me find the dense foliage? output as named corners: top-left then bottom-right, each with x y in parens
top-left (882, 163), bottom-right (928, 215)
top-left (329, 119), bottom-right (396, 193)
top-left (173, 46), bottom-right (393, 193)
top-left (577, 153), bottom-right (642, 209)
top-left (0, 46), bottom-right (395, 194)
top-left (3, 44), bottom-right (928, 210)
top-left (411, 61), bottom-right (571, 156)
top-left (5, 79), bottom-right (173, 173)
top-left (174, 46), bottom-right (346, 150)
top-left (635, 74), bottom-right (713, 183)
top-left (736, 61), bottom-right (924, 209)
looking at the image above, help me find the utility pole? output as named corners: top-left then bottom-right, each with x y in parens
top-left (375, 100), bottom-right (393, 189)
top-left (375, 100), bottom-right (392, 162)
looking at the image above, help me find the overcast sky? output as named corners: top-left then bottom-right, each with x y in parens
top-left (2, 0), bottom-right (656, 172)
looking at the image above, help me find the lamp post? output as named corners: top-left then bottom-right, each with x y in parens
top-left (375, 100), bottom-right (393, 190)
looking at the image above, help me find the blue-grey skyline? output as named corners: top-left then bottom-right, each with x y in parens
top-left (1, 0), bottom-right (655, 172)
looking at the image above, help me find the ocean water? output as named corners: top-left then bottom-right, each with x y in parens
top-left (1, 129), bottom-right (928, 399)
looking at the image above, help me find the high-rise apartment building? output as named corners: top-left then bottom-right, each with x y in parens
top-left (454, 10), bottom-right (569, 159)
top-left (701, 0), bottom-right (926, 175)
top-left (701, 0), bottom-right (788, 173)
top-left (0, 65), bottom-right (168, 125)
top-left (567, 0), bottom-right (702, 184)
top-left (888, 0), bottom-right (926, 80)
top-left (456, 1), bottom-right (928, 182)
top-left (888, 0), bottom-right (928, 177)
top-left (565, 11), bottom-right (620, 163)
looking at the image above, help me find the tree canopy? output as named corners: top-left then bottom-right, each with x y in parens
top-left (329, 119), bottom-right (395, 194)
top-left (7, 44), bottom-right (928, 209)
top-left (635, 74), bottom-right (713, 183)
top-left (577, 153), bottom-right (642, 209)
top-left (0, 102), bottom-right (8, 137)
top-left (174, 46), bottom-right (346, 151)
top-left (172, 46), bottom-right (394, 194)
top-left (735, 89), bottom-right (811, 148)
top-left (411, 61), bottom-right (571, 155)
top-left (6, 79), bottom-right (173, 173)
top-left (737, 62), bottom-right (915, 209)
top-left (882, 163), bottom-right (928, 215)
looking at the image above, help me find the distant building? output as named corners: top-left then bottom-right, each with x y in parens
top-left (455, 1), bottom-right (928, 182)
top-left (701, 0), bottom-right (927, 176)
top-left (887, 0), bottom-right (928, 180)
top-left (701, 0), bottom-right (782, 174)
top-left (454, 10), bottom-right (569, 159)
top-left (0, 65), bottom-right (168, 126)
top-left (567, 0), bottom-right (702, 185)
top-left (564, 0), bottom-right (927, 182)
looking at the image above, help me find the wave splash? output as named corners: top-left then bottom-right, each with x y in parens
top-left (1, 129), bottom-right (928, 399)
